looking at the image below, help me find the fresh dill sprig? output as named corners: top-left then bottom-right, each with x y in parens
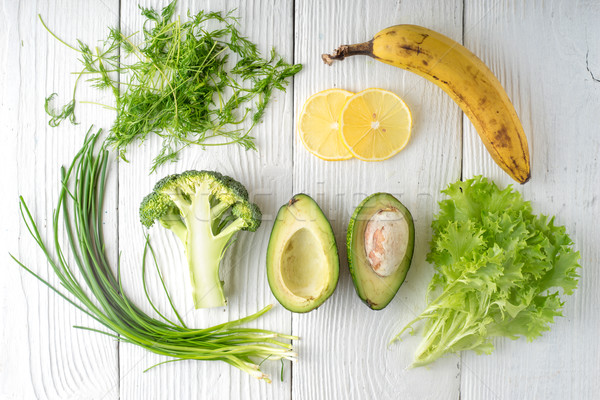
top-left (41, 1), bottom-right (301, 172)
top-left (44, 93), bottom-right (77, 127)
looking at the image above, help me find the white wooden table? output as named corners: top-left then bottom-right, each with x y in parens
top-left (1, 1), bottom-right (599, 399)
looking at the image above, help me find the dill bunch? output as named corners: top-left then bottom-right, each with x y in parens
top-left (42, 1), bottom-right (301, 171)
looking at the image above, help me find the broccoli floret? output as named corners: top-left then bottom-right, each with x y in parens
top-left (139, 170), bottom-right (262, 309)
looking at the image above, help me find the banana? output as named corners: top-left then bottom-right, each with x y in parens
top-left (322, 25), bottom-right (531, 184)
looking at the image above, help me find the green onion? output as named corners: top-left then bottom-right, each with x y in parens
top-left (11, 129), bottom-right (296, 382)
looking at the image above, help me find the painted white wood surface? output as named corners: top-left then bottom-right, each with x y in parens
top-left (116, 1), bottom-right (294, 399)
top-left (0, 1), bottom-right (120, 399)
top-left (0, 0), bottom-right (599, 399)
top-left (292, 1), bottom-right (462, 399)
top-left (461, 1), bottom-right (600, 399)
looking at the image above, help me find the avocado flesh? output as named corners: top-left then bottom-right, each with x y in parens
top-left (347, 193), bottom-right (415, 310)
top-left (266, 194), bottom-right (339, 313)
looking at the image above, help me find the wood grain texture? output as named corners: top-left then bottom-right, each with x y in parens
top-left (0, 0), bottom-right (35, 398)
top-left (292, 1), bottom-right (462, 399)
top-left (3, 0), bottom-right (600, 398)
top-left (0, 1), bottom-right (120, 399)
top-left (116, 1), bottom-right (295, 399)
top-left (462, 1), bottom-right (600, 399)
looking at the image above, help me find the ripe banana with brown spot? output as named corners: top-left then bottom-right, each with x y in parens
top-left (322, 25), bottom-right (531, 184)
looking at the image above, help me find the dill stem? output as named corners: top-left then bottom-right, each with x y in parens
top-left (79, 101), bottom-right (117, 111)
top-left (38, 15), bottom-right (81, 52)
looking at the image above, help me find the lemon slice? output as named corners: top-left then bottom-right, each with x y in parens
top-left (339, 88), bottom-right (412, 161)
top-left (298, 89), bottom-right (354, 160)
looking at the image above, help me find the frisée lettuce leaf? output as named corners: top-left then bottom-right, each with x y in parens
top-left (393, 176), bottom-right (580, 367)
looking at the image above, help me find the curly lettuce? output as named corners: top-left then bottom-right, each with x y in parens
top-left (394, 176), bottom-right (580, 367)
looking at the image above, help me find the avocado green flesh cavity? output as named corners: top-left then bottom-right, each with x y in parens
top-left (266, 194), bottom-right (339, 313)
top-left (281, 228), bottom-right (329, 298)
top-left (347, 193), bottom-right (415, 310)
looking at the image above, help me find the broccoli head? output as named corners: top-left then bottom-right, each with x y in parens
top-left (140, 170), bottom-right (262, 308)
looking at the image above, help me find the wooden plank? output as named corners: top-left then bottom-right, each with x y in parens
top-left (0, 0), bottom-right (35, 397)
top-left (293, 1), bottom-right (463, 398)
top-left (116, 1), bottom-right (294, 398)
top-left (462, 1), bottom-right (600, 398)
top-left (0, 0), bottom-right (120, 398)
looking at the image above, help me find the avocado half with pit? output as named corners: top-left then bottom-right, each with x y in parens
top-left (266, 194), bottom-right (339, 313)
top-left (347, 193), bottom-right (414, 310)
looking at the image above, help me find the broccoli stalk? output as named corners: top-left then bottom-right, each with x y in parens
top-left (140, 171), bottom-right (261, 309)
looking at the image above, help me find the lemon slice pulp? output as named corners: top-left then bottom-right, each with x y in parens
top-left (298, 89), bottom-right (354, 161)
top-left (339, 88), bottom-right (412, 161)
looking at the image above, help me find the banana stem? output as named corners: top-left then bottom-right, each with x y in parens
top-left (321, 41), bottom-right (373, 65)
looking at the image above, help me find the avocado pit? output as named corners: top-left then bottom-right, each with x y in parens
top-left (347, 193), bottom-right (415, 310)
top-left (364, 208), bottom-right (409, 277)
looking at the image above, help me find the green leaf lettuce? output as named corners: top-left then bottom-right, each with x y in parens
top-left (394, 176), bottom-right (580, 367)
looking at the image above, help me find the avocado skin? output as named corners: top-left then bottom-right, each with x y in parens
top-left (347, 193), bottom-right (415, 310)
top-left (266, 194), bottom-right (339, 313)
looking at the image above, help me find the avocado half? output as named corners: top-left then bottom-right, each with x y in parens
top-left (347, 193), bottom-right (415, 310)
top-left (266, 194), bottom-right (339, 313)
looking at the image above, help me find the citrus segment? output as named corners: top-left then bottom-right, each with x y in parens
top-left (298, 89), bottom-right (354, 160)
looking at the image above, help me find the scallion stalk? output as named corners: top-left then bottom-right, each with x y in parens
top-left (11, 129), bottom-right (296, 382)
